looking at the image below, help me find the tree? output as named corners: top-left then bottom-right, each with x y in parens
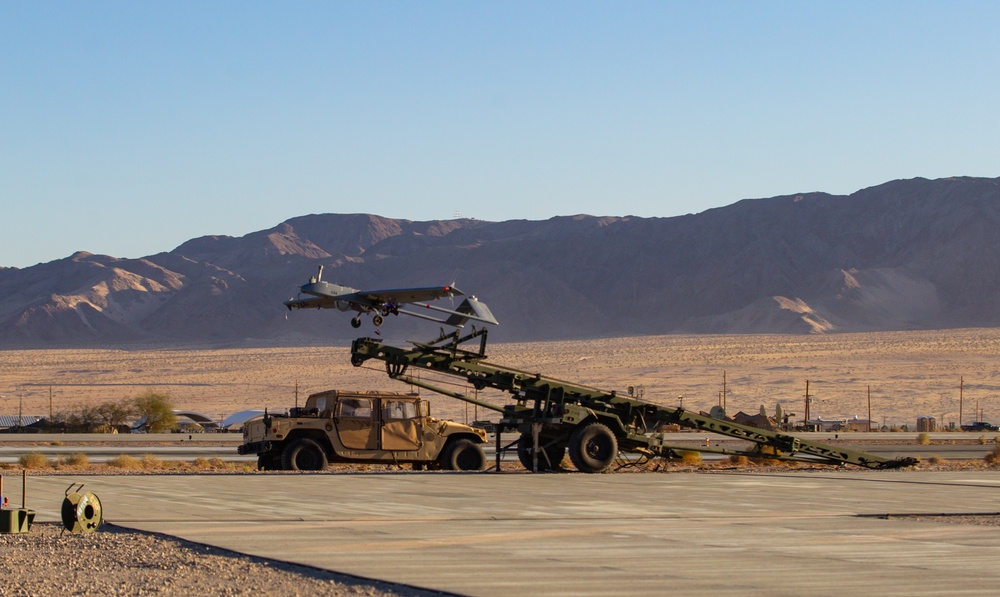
top-left (133, 390), bottom-right (178, 433)
top-left (93, 399), bottom-right (134, 429)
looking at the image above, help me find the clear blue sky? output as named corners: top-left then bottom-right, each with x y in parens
top-left (2, 1), bottom-right (998, 268)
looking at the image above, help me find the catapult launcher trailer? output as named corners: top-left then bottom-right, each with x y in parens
top-left (350, 329), bottom-right (918, 473)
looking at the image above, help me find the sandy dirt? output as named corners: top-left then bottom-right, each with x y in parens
top-left (2, 329), bottom-right (999, 430)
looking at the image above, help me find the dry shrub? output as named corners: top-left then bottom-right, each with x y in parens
top-left (917, 433), bottom-right (931, 445)
top-left (979, 435), bottom-right (989, 445)
top-left (64, 453), bottom-right (90, 467)
top-left (728, 455), bottom-right (750, 466)
top-left (49, 441), bottom-right (64, 446)
top-left (192, 457), bottom-right (212, 469)
top-left (140, 454), bottom-right (162, 470)
top-left (108, 454), bottom-right (141, 469)
top-left (18, 452), bottom-right (50, 469)
top-left (928, 456), bottom-right (945, 465)
top-left (985, 445), bottom-right (1000, 465)
top-left (678, 450), bottom-right (702, 464)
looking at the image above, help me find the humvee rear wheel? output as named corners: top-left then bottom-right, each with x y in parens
top-left (443, 439), bottom-right (486, 471)
top-left (281, 438), bottom-right (329, 471)
top-left (516, 433), bottom-right (565, 472)
top-left (568, 422), bottom-right (617, 473)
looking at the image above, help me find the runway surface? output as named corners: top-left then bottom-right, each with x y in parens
top-left (17, 470), bottom-right (1000, 596)
top-left (3, 431), bottom-right (998, 464)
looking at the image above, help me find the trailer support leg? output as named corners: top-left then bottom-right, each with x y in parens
top-left (532, 422), bottom-right (542, 473)
top-left (495, 427), bottom-right (503, 472)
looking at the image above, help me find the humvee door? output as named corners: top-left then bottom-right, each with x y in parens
top-left (380, 398), bottom-right (422, 451)
top-left (336, 397), bottom-right (378, 449)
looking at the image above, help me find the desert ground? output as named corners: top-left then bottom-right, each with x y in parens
top-left (2, 328), bottom-right (999, 430)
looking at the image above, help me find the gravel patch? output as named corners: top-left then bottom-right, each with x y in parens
top-left (0, 522), bottom-right (444, 596)
top-left (882, 513), bottom-right (1000, 526)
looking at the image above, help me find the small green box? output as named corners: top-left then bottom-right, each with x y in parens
top-left (0, 508), bottom-right (35, 534)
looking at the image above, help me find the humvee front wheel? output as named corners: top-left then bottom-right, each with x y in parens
top-left (568, 422), bottom-right (617, 473)
top-left (281, 438), bottom-right (329, 471)
top-left (442, 439), bottom-right (486, 471)
top-left (257, 453), bottom-right (282, 471)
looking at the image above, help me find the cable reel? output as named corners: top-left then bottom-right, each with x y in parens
top-left (61, 483), bottom-right (103, 534)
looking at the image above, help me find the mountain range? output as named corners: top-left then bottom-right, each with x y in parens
top-left (1, 176), bottom-right (998, 347)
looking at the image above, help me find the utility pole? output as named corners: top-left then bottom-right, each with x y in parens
top-left (723, 371), bottom-right (727, 411)
top-left (49, 386), bottom-right (53, 419)
top-left (804, 380), bottom-right (813, 428)
top-left (959, 376), bottom-right (964, 427)
top-left (867, 385), bottom-right (872, 433)
top-left (294, 380), bottom-right (299, 411)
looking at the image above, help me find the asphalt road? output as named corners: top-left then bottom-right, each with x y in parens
top-left (18, 471), bottom-right (1000, 596)
top-left (1, 432), bottom-right (997, 465)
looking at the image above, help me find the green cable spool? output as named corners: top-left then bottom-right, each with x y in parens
top-left (61, 484), bottom-right (103, 533)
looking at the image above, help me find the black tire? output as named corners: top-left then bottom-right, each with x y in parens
top-left (442, 439), bottom-right (486, 471)
top-left (257, 453), bottom-right (281, 471)
top-left (568, 422), bottom-right (617, 473)
top-left (372, 314), bottom-right (384, 327)
top-left (351, 317), bottom-right (362, 329)
top-left (281, 438), bottom-right (329, 471)
top-left (516, 433), bottom-right (565, 472)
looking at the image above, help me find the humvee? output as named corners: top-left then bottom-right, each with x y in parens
top-left (239, 389), bottom-right (488, 471)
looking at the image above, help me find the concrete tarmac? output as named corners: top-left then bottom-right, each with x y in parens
top-left (17, 470), bottom-right (1000, 596)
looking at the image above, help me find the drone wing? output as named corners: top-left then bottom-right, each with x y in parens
top-left (357, 285), bottom-right (464, 304)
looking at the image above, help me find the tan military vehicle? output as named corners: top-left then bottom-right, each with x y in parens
top-left (239, 389), bottom-right (488, 471)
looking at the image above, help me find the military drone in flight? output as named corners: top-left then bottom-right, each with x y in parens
top-left (284, 266), bottom-right (499, 329)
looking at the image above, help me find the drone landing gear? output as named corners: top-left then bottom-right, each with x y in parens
top-left (351, 316), bottom-right (362, 329)
top-left (372, 314), bottom-right (384, 327)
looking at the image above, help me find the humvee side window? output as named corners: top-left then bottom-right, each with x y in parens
top-left (382, 400), bottom-right (417, 420)
top-left (314, 397), bottom-right (327, 412)
top-left (338, 398), bottom-right (372, 418)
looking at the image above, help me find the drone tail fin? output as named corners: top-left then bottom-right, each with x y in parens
top-left (444, 296), bottom-right (499, 327)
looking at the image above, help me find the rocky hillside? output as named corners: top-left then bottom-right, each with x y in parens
top-left (1, 176), bottom-right (998, 347)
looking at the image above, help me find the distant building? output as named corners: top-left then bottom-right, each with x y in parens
top-left (731, 411), bottom-right (776, 431)
top-left (916, 416), bottom-right (937, 432)
top-left (0, 415), bottom-right (46, 430)
top-left (806, 416), bottom-right (873, 432)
